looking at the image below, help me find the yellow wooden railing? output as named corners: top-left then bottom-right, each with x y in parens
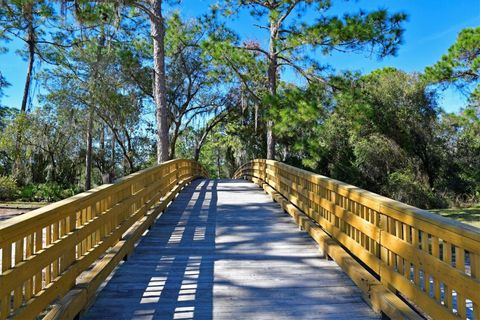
top-left (0, 159), bottom-right (207, 320)
top-left (234, 159), bottom-right (480, 320)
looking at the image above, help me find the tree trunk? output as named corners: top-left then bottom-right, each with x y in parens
top-left (20, 4), bottom-right (35, 113)
top-left (216, 152), bottom-right (221, 178)
top-left (12, 4), bottom-right (35, 181)
top-left (194, 147), bottom-right (200, 162)
top-left (48, 151), bottom-right (56, 182)
top-left (85, 31), bottom-right (105, 190)
top-left (85, 108), bottom-right (94, 190)
top-left (169, 121), bottom-right (181, 159)
top-left (109, 128), bottom-right (116, 182)
top-left (266, 23), bottom-right (278, 160)
top-left (194, 130), bottom-right (209, 162)
top-left (254, 103), bottom-right (258, 133)
top-left (150, 0), bottom-right (170, 163)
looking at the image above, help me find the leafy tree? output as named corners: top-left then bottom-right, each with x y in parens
top-left (40, 7), bottom-right (151, 188)
top-left (424, 27), bottom-right (480, 101)
top-left (218, 0), bottom-right (407, 159)
top-left (0, 0), bottom-right (63, 181)
top-left (270, 68), bottom-right (446, 208)
top-left (0, 72), bottom-right (12, 130)
top-left (62, 0), bottom-right (175, 163)
top-left (165, 13), bottom-right (231, 159)
top-left (424, 26), bottom-right (480, 205)
top-left (0, 0), bottom-right (60, 112)
top-left (438, 106), bottom-right (480, 204)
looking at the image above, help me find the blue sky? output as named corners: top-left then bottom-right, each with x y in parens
top-left (1, 0), bottom-right (479, 113)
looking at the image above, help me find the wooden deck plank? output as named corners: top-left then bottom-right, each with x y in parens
top-left (82, 179), bottom-right (379, 320)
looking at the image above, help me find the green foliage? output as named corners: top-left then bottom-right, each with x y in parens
top-left (0, 71), bottom-right (9, 101)
top-left (424, 27), bottom-right (480, 102)
top-left (268, 68), bottom-right (454, 208)
top-left (353, 134), bottom-right (408, 186)
top-left (0, 1), bottom-right (477, 214)
top-left (269, 82), bottom-right (329, 167)
top-left (18, 183), bottom-right (82, 202)
top-left (383, 170), bottom-right (447, 209)
top-left (288, 9), bottom-right (407, 58)
top-left (0, 176), bottom-right (19, 201)
top-left (437, 105), bottom-right (480, 200)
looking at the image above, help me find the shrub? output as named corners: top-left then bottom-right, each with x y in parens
top-left (19, 183), bottom-right (82, 202)
top-left (353, 133), bottom-right (407, 187)
top-left (19, 184), bottom-right (35, 201)
top-left (383, 170), bottom-right (447, 209)
top-left (0, 176), bottom-right (18, 201)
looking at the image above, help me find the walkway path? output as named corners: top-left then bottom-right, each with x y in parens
top-left (83, 179), bottom-right (379, 320)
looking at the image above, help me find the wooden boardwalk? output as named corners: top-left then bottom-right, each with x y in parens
top-left (82, 179), bottom-right (379, 320)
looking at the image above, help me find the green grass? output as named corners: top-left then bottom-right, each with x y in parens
top-left (430, 206), bottom-right (480, 229)
top-left (0, 201), bottom-right (48, 209)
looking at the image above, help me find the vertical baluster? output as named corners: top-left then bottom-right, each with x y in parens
top-left (396, 222), bottom-right (404, 274)
top-left (357, 204), bottom-right (362, 245)
top-left (13, 239), bottom-right (24, 309)
top-left (456, 247), bottom-right (466, 318)
top-left (59, 217), bottom-right (67, 276)
top-left (360, 205), bottom-right (366, 248)
top-left (98, 201), bottom-right (105, 240)
top-left (52, 222), bottom-right (59, 279)
top-left (350, 200), bottom-right (355, 241)
top-left (65, 213), bottom-right (76, 289)
top-left (102, 197), bottom-right (108, 240)
top-left (108, 194), bottom-right (114, 235)
top-left (345, 199), bottom-right (351, 237)
top-left (34, 229), bottom-right (43, 294)
top-left (472, 252), bottom-right (480, 320)
top-left (430, 237), bottom-right (441, 303)
top-left (369, 209), bottom-right (376, 256)
top-left (421, 231), bottom-right (430, 294)
top-left (113, 191), bottom-right (119, 234)
top-left (75, 211), bottom-right (80, 259)
top-left (412, 228), bottom-right (421, 286)
top-left (380, 214), bottom-right (389, 267)
top-left (86, 206), bottom-right (92, 251)
top-left (389, 218), bottom-right (396, 269)
top-left (82, 208), bottom-right (87, 256)
top-left (404, 226), bottom-right (412, 280)
top-left (45, 225), bottom-right (52, 284)
top-left (1, 244), bottom-right (12, 320)
top-left (374, 211), bottom-right (381, 259)
top-left (60, 216), bottom-right (66, 240)
top-left (91, 202), bottom-right (99, 246)
top-left (443, 241), bottom-right (452, 310)
top-left (24, 235), bottom-right (34, 301)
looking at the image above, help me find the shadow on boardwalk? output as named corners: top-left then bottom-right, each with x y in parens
top-left (83, 179), bottom-right (378, 320)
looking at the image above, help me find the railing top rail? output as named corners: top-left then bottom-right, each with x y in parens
top-left (238, 159), bottom-right (480, 243)
top-left (0, 159), bottom-right (192, 242)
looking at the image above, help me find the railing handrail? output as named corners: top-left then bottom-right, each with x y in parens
top-left (0, 159), bottom-right (177, 227)
top-left (235, 159), bottom-right (480, 241)
top-left (235, 159), bottom-right (480, 320)
top-left (251, 160), bottom-right (480, 239)
top-left (0, 159), bottom-right (180, 243)
top-left (0, 159), bottom-right (207, 319)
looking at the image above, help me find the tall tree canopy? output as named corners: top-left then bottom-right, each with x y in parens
top-left (424, 26), bottom-right (480, 101)
top-left (0, 2), bottom-right (478, 210)
top-left (216, 0), bottom-right (407, 159)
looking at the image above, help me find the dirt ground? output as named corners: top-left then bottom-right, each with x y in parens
top-left (0, 208), bottom-right (34, 221)
top-left (0, 203), bottom-right (45, 222)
